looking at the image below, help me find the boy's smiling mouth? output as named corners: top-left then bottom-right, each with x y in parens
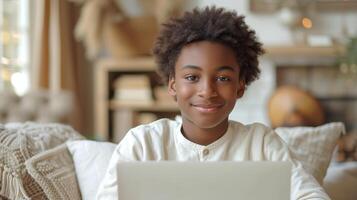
top-left (191, 103), bottom-right (224, 113)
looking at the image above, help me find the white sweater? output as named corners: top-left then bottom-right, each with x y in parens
top-left (96, 118), bottom-right (330, 200)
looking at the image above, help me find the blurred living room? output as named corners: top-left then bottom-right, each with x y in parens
top-left (0, 0), bottom-right (357, 199)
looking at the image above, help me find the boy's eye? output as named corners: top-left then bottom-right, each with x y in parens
top-left (217, 76), bottom-right (230, 82)
top-left (184, 75), bottom-right (199, 81)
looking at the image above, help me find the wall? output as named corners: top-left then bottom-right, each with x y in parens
top-left (193, 0), bottom-right (357, 126)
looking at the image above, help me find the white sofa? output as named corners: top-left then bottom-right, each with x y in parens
top-left (1, 122), bottom-right (356, 200)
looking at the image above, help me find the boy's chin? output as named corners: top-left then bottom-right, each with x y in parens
top-left (184, 117), bottom-right (229, 130)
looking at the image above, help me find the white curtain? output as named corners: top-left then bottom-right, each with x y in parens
top-left (30, 0), bottom-right (91, 134)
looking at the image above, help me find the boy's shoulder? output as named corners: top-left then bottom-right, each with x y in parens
top-left (230, 120), bottom-right (271, 130)
top-left (229, 120), bottom-right (274, 136)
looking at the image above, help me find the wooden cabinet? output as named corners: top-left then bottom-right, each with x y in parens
top-left (94, 57), bottom-right (179, 142)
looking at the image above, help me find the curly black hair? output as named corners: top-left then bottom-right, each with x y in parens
top-left (152, 6), bottom-right (264, 86)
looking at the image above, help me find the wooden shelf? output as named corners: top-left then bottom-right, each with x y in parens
top-left (96, 57), bottom-right (157, 72)
top-left (110, 100), bottom-right (179, 112)
top-left (265, 45), bottom-right (344, 57)
top-left (317, 96), bottom-right (357, 101)
top-left (250, 0), bottom-right (357, 13)
top-left (264, 45), bottom-right (345, 66)
top-left (94, 57), bottom-right (179, 141)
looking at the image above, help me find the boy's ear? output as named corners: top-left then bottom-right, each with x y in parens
top-left (237, 80), bottom-right (245, 99)
top-left (168, 76), bottom-right (177, 97)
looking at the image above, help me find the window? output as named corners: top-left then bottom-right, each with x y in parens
top-left (0, 0), bottom-right (30, 95)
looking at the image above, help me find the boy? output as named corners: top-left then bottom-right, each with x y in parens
top-left (97, 6), bottom-right (330, 200)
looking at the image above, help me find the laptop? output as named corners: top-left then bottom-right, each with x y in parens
top-left (117, 161), bottom-right (291, 200)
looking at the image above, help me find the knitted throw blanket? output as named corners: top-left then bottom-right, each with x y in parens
top-left (0, 122), bottom-right (83, 199)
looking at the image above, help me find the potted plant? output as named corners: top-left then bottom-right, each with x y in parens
top-left (339, 37), bottom-right (357, 75)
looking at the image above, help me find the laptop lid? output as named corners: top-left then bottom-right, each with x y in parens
top-left (117, 161), bottom-right (291, 200)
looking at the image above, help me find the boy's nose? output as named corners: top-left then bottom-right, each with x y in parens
top-left (198, 80), bottom-right (218, 98)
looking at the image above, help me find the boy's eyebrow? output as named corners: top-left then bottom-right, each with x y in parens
top-left (217, 65), bottom-right (236, 72)
top-left (182, 65), bottom-right (236, 71)
top-left (182, 65), bottom-right (202, 70)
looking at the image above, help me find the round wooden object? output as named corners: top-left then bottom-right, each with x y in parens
top-left (268, 86), bottom-right (325, 128)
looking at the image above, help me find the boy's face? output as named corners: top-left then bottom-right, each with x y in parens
top-left (168, 41), bottom-right (245, 130)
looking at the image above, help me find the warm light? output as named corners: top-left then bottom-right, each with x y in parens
top-left (12, 32), bottom-right (21, 40)
top-left (302, 17), bottom-right (313, 29)
top-left (1, 31), bottom-right (11, 44)
top-left (1, 57), bottom-right (10, 65)
top-left (1, 68), bottom-right (11, 81)
top-left (11, 71), bottom-right (29, 96)
top-left (1, 31), bottom-right (20, 44)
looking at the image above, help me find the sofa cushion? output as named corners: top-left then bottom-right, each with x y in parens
top-left (66, 140), bottom-right (116, 200)
top-left (0, 122), bottom-right (83, 199)
top-left (275, 122), bottom-right (345, 184)
top-left (25, 143), bottom-right (82, 200)
top-left (323, 162), bottom-right (357, 200)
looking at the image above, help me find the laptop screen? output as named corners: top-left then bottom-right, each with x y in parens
top-left (117, 161), bottom-right (291, 200)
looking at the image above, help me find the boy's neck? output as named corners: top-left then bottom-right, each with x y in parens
top-left (181, 119), bottom-right (229, 146)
